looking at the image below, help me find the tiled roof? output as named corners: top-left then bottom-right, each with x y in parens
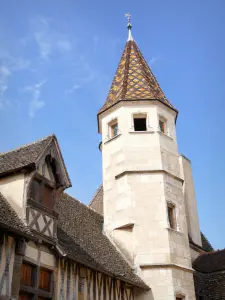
top-left (201, 232), bottom-right (214, 252)
top-left (88, 184), bottom-right (103, 214)
top-left (193, 249), bottom-right (225, 273)
top-left (98, 40), bottom-right (176, 115)
top-left (0, 135), bottom-right (53, 176)
top-left (56, 192), bottom-right (149, 290)
top-left (0, 134), bottom-right (71, 187)
top-left (0, 192), bottom-right (32, 236)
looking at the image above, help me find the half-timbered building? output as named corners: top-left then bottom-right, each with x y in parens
top-left (0, 18), bottom-right (223, 300)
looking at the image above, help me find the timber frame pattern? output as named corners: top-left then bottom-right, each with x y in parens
top-left (58, 258), bottom-right (134, 300)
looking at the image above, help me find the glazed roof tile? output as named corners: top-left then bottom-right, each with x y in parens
top-left (99, 40), bottom-right (176, 115)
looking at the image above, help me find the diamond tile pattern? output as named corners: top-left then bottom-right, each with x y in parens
top-left (99, 40), bottom-right (175, 114)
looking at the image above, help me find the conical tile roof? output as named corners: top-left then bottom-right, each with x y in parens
top-left (98, 40), bottom-right (176, 114)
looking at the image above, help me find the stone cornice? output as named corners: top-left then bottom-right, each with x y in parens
top-left (115, 169), bottom-right (184, 183)
top-left (140, 263), bottom-right (194, 273)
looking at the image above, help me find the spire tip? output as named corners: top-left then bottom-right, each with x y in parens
top-left (125, 13), bottom-right (133, 41)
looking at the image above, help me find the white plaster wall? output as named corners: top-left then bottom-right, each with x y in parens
top-left (25, 242), bottom-right (56, 268)
top-left (0, 173), bottom-right (25, 219)
top-left (179, 155), bottom-right (202, 246)
top-left (25, 241), bottom-right (38, 261)
top-left (40, 248), bottom-right (56, 267)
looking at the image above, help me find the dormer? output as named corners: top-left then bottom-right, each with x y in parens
top-left (0, 134), bottom-right (71, 243)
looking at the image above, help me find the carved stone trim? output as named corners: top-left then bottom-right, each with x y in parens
top-left (115, 169), bottom-right (184, 183)
top-left (140, 263), bottom-right (194, 273)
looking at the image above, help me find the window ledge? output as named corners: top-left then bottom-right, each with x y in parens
top-left (129, 130), bottom-right (155, 134)
top-left (167, 227), bottom-right (183, 235)
top-left (104, 133), bottom-right (121, 145)
top-left (157, 131), bottom-right (173, 140)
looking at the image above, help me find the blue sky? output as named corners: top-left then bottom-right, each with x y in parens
top-left (1, 0), bottom-right (225, 249)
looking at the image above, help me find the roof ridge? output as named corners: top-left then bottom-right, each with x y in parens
top-left (0, 134), bottom-right (55, 157)
top-left (89, 184), bottom-right (103, 207)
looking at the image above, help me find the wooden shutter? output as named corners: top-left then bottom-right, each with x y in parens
top-left (20, 263), bottom-right (34, 286)
top-left (39, 268), bottom-right (51, 291)
top-left (31, 180), bottom-right (41, 203)
top-left (43, 185), bottom-right (53, 209)
top-left (19, 293), bottom-right (33, 300)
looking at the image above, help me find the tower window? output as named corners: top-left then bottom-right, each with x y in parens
top-left (108, 119), bottom-right (118, 138)
top-left (159, 116), bottom-right (167, 134)
top-left (133, 114), bottom-right (147, 131)
top-left (167, 203), bottom-right (176, 230)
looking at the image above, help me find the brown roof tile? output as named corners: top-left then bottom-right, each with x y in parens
top-left (98, 40), bottom-right (176, 115)
top-left (193, 249), bottom-right (225, 273)
top-left (56, 192), bottom-right (149, 290)
top-left (0, 134), bottom-right (71, 187)
top-left (0, 135), bottom-right (54, 176)
top-left (88, 184), bottom-right (103, 215)
top-left (0, 192), bottom-right (32, 237)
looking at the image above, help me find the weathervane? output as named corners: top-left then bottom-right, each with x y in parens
top-left (125, 13), bottom-right (133, 41)
top-left (125, 13), bottom-right (131, 24)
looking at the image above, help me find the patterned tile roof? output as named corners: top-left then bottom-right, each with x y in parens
top-left (98, 40), bottom-right (176, 115)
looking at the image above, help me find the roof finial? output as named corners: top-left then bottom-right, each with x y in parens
top-left (125, 13), bottom-right (133, 41)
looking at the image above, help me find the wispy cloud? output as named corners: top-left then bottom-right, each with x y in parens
top-left (0, 66), bottom-right (11, 108)
top-left (32, 16), bottom-right (72, 60)
top-left (66, 57), bottom-right (96, 94)
top-left (24, 81), bottom-right (46, 117)
top-left (149, 56), bottom-right (159, 66)
top-left (0, 50), bottom-right (31, 108)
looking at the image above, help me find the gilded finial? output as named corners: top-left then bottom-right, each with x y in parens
top-left (125, 13), bottom-right (133, 41)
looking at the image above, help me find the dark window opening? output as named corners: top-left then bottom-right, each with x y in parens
top-left (111, 123), bottom-right (118, 137)
top-left (159, 119), bottom-right (166, 133)
top-left (30, 178), bottom-right (54, 210)
top-left (167, 204), bottom-right (176, 230)
top-left (43, 185), bottom-right (53, 209)
top-left (134, 118), bottom-right (146, 131)
top-left (30, 180), bottom-right (42, 203)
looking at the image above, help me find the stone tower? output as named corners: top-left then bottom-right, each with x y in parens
top-left (98, 18), bottom-right (198, 300)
